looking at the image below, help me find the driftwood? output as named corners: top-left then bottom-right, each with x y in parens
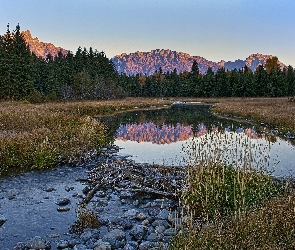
top-left (81, 159), bottom-right (185, 204)
top-left (114, 187), bottom-right (177, 198)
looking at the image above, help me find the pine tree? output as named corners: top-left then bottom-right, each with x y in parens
top-left (215, 67), bottom-right (228, 96)
top-left (0, 23), bottom-right (35, 100)
top-left (286, 65), bottom-right (295, 96)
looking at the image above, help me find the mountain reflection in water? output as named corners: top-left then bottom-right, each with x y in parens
top-left (115, 122), bottom-right (267, 144)
top-left (116, 122), bottom-right (193, 144)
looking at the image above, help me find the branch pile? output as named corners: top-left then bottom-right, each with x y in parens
top-left (82, 159), bottom-right (186, 204)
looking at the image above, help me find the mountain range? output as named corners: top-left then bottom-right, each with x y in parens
top-left (21, 30), bottom-right (285, 75)
top-left (111, 49), bottom-right (285, 75)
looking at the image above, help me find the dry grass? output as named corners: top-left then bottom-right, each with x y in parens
top-left (0, 98), bottom-right (172, 175)
top-left (171, 193), bottom-right (295, 249)
top-left (169, 105), bottom-right (295, 249)
top-left (207, 97), bottom-right (295, 134)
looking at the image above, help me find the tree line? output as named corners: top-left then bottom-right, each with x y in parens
top-left (0, 24), bottom-right (294, 102)
top-left (0, 24), bottom-right (122, 102)
top-left (117, 59), bottom-right (295, 98)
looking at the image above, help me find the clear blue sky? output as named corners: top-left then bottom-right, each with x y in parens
top-left (1, 0), bottom-right (294, 66)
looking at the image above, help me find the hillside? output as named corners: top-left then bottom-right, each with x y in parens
top-left (111, 49), bottom-right (285, 75)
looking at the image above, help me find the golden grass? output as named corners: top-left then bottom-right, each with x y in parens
top-left (208, 97), bottom-right (295, 134)
top-left (171, 193), bottom-right (295, 249)
top-left (0, 98), bottom-right (172, 175)
top-left (136, 97), bottom-right (295, 134)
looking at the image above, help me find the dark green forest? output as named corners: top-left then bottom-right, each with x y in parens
top-left (1, 24), bottom-right (294, 102)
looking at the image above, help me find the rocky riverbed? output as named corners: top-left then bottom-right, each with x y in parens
top-left (0, 146), bottom-right (187, 249)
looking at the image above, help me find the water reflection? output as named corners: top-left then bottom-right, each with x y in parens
top-left (116, 122), bottom-right (194, 144)
top-left (115, 122), bottom-right (273, 144)
top-left (98, 105), bottom-right (294, 177)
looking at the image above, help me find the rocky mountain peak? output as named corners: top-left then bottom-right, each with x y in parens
top-left (21, 30), bottom-right (68, 59)
top-left (112, 50), bottom-right (286, 76)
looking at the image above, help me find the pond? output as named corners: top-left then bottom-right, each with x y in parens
top-left (100, 103), bottom-right (295, 178)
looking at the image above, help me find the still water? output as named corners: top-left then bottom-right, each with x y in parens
top-left (100, 104), bottom-right (295, 178)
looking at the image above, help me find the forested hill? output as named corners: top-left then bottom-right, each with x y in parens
top-left (111, 49), bottom-right (285, 76)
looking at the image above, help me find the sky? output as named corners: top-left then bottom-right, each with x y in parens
top-left (1, 0), bottom-right (294, 66)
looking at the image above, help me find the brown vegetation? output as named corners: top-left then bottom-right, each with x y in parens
top-left (0, 98), bottom-right (172, 176)
top-left (191, 97), bottom-right (295, 134)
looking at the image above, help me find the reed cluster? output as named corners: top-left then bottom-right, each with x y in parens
top-left (170, 129), bottom-right (294, 249)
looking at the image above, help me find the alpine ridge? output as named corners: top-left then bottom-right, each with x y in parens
top-left (111, 49), bottom-right (285, 75)
top-left (21, 30), bottom-right (68, 59)
top-left (19, 30), bottom-right (286, 74)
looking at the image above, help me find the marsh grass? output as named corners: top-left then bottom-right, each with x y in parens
top-left (210, 97), bottom-right (295, 134)
top-left (0, 98), bottom-right (171, 176)
top-left (170, 128), bottom-right (293, 249)
top-left (171, 193), bottom-right (295, 249)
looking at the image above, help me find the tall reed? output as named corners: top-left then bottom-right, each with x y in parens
top-left (170, 128), bottom-right (292, 249)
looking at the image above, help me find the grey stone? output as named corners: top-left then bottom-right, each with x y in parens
top-left (164, 228), bottom-right (176, 236)
top-left (57, 207), bottom-right (70, 212)
top-left (152, 219), bottom-right (170, 228)
top-left (130, 225), bottom-right (148, 240)
top-left (13, 242), bottom-right (26, 250)
top-left (141, 219), bottom-right (150, 226)
top-left (139, 241), bottom-right (159, 250)
top-left (148, 207), bottom-right (160, 217)
top-left (98, 217), bottom-right (109, 225)
top-left (123, 209), bottom-right (139, 218)
top-left (163, 235), bottom-right (172, 243)
top-left (102, 229), bottom-right (126, 249)
top-left (95, 191), bottom-right (107, 197)
top-left (155, 225), bottom-right (166, 234)
top-left (136, 212), bottom-right (147, 220)
top-left (80, 228), bottom-right (100, 242)
top-left (141, 202), bottom-right (151, 208)
top-left (68, 239), bottom-right (81, 248)
top-left (147, 232), bottom-right (163, 242)
top-left (42, 187), bottom-right (56, 192)
top-left (73, 244), bottom-right (91, 250)
top-left (25, 236), bottom-right (51, 250)
top-left (65, 186), bottom-right (74, 192)
top-left (55, 198), bottom-right (70, 206)
top-left (0, 214), bottom-right (7, 227)
top-left (156, 209), bottom-right (169, 220)
top-left (82, 186), bottom-right (91, 195)
top-left (132, 200), bottom-right (139, 206)
top-left (56, 239), bottom-right (69, 249)
top-left (119, 191), bottom-right (134, 199)
top-left (118, 218), bottom-right (133, 229)
top-left (124, 241), bottom-right (138, 250)
top-left (86, 238), bottom-right (98, 249)
top-left (98, 225), bottom-right (108, 238)
top-left (94, 239), bottom-right (112, 250)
